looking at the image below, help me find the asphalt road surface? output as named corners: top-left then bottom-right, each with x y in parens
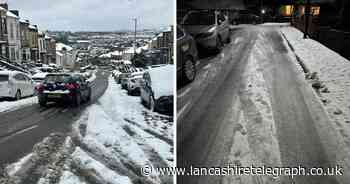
top-left (0, 69), bottom-right (109, 166)
top-left (177, 25), bottom-right (339, 184)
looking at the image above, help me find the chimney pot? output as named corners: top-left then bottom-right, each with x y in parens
top-left (10, 10), bottom-right (19, 16)
top-left (0, 3), bottom-right (8, 10)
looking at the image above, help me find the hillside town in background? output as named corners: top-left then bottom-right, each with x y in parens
top-left (0, 2), bottom-right (173, 73)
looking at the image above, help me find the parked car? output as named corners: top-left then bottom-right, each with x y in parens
top-left (112, 70), bottom-right (122, 81)
top-left (37, 73), bottom-right (91, 107)
top-left (181, 10), bottom-right (230, 52)
top-left (233, 13), bottom-right (261, 25)
top-left (177, 26), bottom-right (198, 83)
top-left (120, 73), bottom-right (131, 89)
top-left (126, 72), bottom-right (144, 95)
top-left (140, 65), bottom-right (174, 115)
top-left (0, 71), bottom-right (35, 100)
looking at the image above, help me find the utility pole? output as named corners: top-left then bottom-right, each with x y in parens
top-left (304, 0), bottom-right (311, 39)
top-left (132, 18), bottom-right (137, 60)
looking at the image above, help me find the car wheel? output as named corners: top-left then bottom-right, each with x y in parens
top-left (183, 57), bottom-right (196, 83)
top-left (14, 90), bottom-right (21, 101)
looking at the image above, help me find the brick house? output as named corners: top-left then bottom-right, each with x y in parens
top-left (20, 19), bottom-right (30, 62)
top-left (28, 24), bottom-right (39, 62)
top-left (0, 5), bottom-right (7, 60)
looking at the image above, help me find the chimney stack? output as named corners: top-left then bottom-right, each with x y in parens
top-left (10, 10), bottom-right (19, 16)
top-left (0, 3), bottom-right (8, 10)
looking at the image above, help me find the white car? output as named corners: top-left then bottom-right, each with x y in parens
top-left (0, 71), bottom-right (35, 100)
top-left (140, 65), bottom-right (174, 115)
top-left (127, 72), bottom-right (144, 95)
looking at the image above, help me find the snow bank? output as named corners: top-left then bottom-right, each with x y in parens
top-left (6, 153), bottom-right (33, 176)
top-left (58, 171), bottom-right (87, 184)
top-left (281, 26), bottom-right (350, 183)
top-left (99, 77), bottom-right (173, 141)
top-left (84, 104), bottom-right (152, 169)
top-left (71, 147), bottom-right (132, 184)
top-left (281, 26), bottom-right (350, 140)
top-left (0, 96), bottom-right (37, 113)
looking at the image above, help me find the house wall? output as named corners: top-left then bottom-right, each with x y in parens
top-left (7, 16), bottom-right (21, 63)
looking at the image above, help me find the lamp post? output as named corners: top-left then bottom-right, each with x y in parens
top-left (132, 18), bottom-right (137, 64)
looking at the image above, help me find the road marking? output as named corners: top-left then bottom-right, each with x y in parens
top-left (177, 101), bottom-right (191, 120)
top-left (12, 125), bottom-right (38, 137)
top-left (178, 87), bottom-right (191, 99)
top-left (0, 125), bottom-right (39, 144)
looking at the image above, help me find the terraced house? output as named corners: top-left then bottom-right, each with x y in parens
top-left (0, 6), bottom-right (7, 59)
top-left (6, 10), bottom-right (21, 63)
top-left (28, 24), bottom-right (38, 62)
top-left (19, 19), bottom-right (30, 62)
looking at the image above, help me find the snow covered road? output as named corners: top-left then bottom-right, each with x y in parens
top-left (0, 70), bottom-right (109, 167)
top-left (178, 25), bottom-right (341, 184)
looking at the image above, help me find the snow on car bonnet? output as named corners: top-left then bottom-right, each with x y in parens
top-left (148, 65), bottom-right (174, 99)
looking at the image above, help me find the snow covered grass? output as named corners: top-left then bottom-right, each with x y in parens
top-left (0, 96), bottom-right (37, 113)
top-left (281, 26), bottom-right (350, 145)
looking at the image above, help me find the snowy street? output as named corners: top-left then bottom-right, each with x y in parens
top-left (0, 70), bottom-right (173, 184)
top-left (178, 24), bottom-right (349, 184)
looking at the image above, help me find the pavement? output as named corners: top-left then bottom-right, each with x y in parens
top-left (0, 69), bottom-right (109, 166)
top-left (177, 25), bottom-right (340, 184)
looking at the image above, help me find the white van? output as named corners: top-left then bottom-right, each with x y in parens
top-left (0, 71), bottom-right (35, 100)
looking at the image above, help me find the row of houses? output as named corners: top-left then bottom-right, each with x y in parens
top-left (0, 3), bottom-right (56, 65)
top-left (99, 26), bottom-right (174, 65)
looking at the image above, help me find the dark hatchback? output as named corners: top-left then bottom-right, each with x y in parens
top-left (177, 26), bottom-right (198, 84)
top-left (37, 73), bottom-right (91, 107)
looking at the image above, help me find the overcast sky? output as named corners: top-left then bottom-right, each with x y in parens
top-left (5, 0), bottom-right (173, 31)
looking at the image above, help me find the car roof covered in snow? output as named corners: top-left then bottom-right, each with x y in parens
top-left (32, 72), bottom-right (49, 79)
top-left (0, 70), bottom-right (24, 76)
top-left (147, 65), bottom-right (174, 99)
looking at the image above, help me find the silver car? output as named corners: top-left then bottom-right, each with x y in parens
top-left (181, 10), bottom-right (230, 52)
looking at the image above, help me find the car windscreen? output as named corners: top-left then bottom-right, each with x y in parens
top-left (183, 11), bottom-right (215, 25)
top-left (45, 75), bottom-right (72, 83)
top-left (0, 74), bottom-right (8, 82)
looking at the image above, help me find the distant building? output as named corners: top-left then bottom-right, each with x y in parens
top-left (38, 31), bottom-right (47, 63)
top-left (6, 10), bottom-right (21, 63)
top-left (148, 26), bottom-right (173, 64)
top-left (75, 40), bottom-right (90, 50)
top-left (20, 19), bottom-right (31, 62)
top-left (46, 36), bottom-right (56, 64)
top-left (56, 42), bottom-right (76, 70)
top-left (0, 5), bottom-right (8, 59)
top-left (28, 24), bottom-right (39, 62)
